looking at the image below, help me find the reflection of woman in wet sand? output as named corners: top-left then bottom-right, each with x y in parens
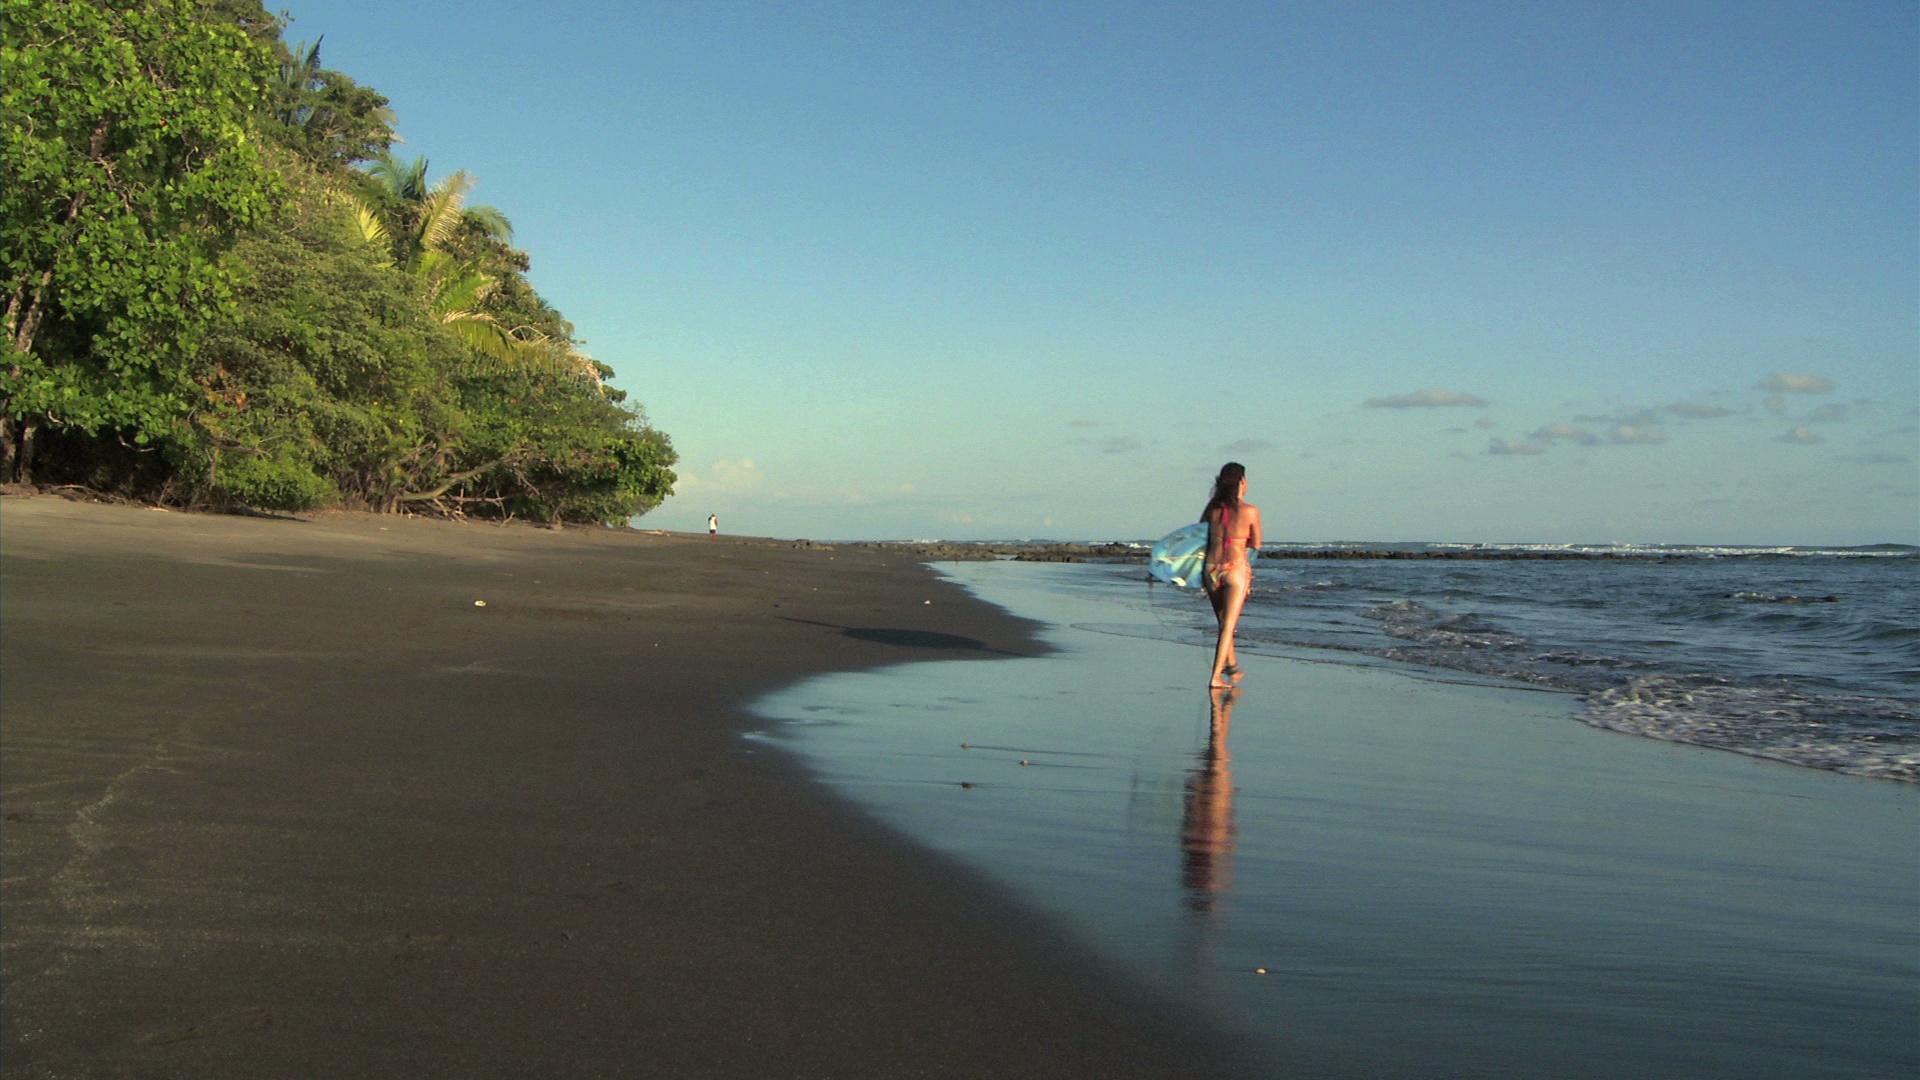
top-left (1181, 687), bottom-right (1238, 912)
top-left (1202, 463), bottom-right (1262, 688)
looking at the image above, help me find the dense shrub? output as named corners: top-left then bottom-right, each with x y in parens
top-left (2, 0), bottom-right (675, 524)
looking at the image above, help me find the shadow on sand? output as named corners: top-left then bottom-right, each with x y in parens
top-left (779, 616), bottom-right (1020, 655)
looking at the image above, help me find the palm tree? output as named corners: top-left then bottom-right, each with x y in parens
top-left (273, 38), bottom-right (326, 130)
top-left (352, 155), bottom-right (592, 376)
top-left (357, 153), bottom-right (504, 266)
top-left (269, 39), bottom-right (396, 165)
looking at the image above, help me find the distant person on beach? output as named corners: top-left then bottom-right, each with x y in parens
top-left (708, 514), bottom-right (718, 537)
top-left (1202, 462), bottom-right (1261, 689)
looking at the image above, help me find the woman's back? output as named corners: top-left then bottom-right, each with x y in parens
top-left (1205, 500), bottom-right (1261, 568)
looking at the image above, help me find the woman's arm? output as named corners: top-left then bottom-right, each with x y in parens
top-left (1249, 505), bottom-right (1264, 550)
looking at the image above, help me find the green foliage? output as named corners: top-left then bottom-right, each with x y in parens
top-left (351, 154), bottom-right (559, 369)
top-left (269, 36), bottom-right (395, 167)
top-left (452, 367), bottom-right (678, 523)
top-left (193, 161), bottom-right (466, 510)
top-left (2, 0), bottom-right (284, 459)
top-left (1, 0), bottom-right (678, 523)
top-left (213, 449), bottom-right (338, 510)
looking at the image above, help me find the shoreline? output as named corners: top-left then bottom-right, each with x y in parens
top-left (0, 495), bottom-right (1251, 1078)
top-left (757, 560), bottom-right (1919, 1078)
top-left (823, 540), bottom-right (1910, 563)
top-left (9, 487), bottom-right (1903, 562)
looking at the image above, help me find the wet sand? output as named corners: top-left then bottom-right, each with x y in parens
top-left (757, 561), bottom-right (1920, 1079)
top-left (0, 496), bottom-right (1247, 1079)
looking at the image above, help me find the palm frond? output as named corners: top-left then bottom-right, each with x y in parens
top-left (463, 203), bottom-right (514, 245)
top-left (441, 311), bottom-right (523, 362)
top-left (367, 151), bottom-right (431, 203)
top-left (416, 170), bottom-right (476, 254)
top-left (507, 330), bottom-right (607, 383)
top-left (273, 37), bottom-right (326, 127)
top-left (428, 264), bottom-right (496, 318)
top-left (293, 37), bottom-right (324, 81)
top-left (431, 315), bottom-right (598, 378)
top-left (415, 248), bottom-right (457, 280)
top-left (352, 201), bottom-right (390, 254)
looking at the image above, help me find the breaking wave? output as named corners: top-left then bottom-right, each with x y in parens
top-left (1579, 676), bottom-right (1920, 782)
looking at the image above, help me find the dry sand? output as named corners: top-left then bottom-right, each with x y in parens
top-left (1, 495), bottom-right (1246, 1078)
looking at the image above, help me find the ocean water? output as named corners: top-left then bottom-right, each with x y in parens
top-left (1107, 548), bottom-right (1920, 781)
top-left (749, 561), bottom-right (1920, 1080)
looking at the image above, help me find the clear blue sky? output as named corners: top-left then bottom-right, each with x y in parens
top-left (286, 1), bottom-right (1917, 544)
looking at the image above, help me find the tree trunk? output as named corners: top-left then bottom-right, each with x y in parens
top-left (15, 420), bottom-right (39, 486)
top-left (392, 457), bottom-right (510, 504)
top-left (8, 122), bottom-right (109, 357)
top-left (8, 270), bottom-right (55, 357)
top-left (1, 416), bottom-right (14, 483)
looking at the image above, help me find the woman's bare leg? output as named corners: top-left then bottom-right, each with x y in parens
top-left (1206, 582), bottom-right (1239, 680)
top-left (1209, 568), bottom-right (1249, 688)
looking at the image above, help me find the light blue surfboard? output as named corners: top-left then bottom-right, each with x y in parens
top-left (1148, 520), bottom-right (1257, 589)
top-left (1149, 522), bottom-right (1209, 588)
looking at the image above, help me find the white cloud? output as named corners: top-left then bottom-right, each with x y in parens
top-left (1531, 422), bottom-right (1600, 445)
top-left (1843, 453), bottom-right (1910, 465)
top-left (1221, 437), bottom-right (1274, 455)
top-left (1488, 438), bottom-right (1546, 456)
top-left (1099, 435), bottom-right (1143, 454)
top-left (1365, 389), bottom-right (1490, 408)
top-left (1067, 418), bottom-right (1100, 428)
top-left (1761, 373), bottom-right (1834, 394)
top-left (1608, 425), bottom-right (1667, 445)
top-left (1574, 407), bottom-right (1659, 427)
top-left (675, 458), bottom-right (766, 494)
top-left (1808, 404), bottom-right (1848, 423)
top-left (1763, 396), bottom-right (1787, 415)
top-left (1473, 417), bottom-right (1496, 429)
top-left (1666, 403), bottom-right (1735, 419)
top-left (1777, 426), bottom-right (1822, 445)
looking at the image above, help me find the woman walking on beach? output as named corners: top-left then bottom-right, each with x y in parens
top-left (1202, 462), bottom-right (1261, 689)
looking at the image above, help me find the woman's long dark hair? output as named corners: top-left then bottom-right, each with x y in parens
top-left (1202, 462), bottom-right (1245, 520)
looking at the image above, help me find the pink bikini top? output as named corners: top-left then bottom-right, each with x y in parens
top-left (1216, 506), bottom-right (1249, 545)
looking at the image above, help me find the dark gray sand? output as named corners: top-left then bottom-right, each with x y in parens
top-left (1, 496), bottom-right (1246, 1078)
